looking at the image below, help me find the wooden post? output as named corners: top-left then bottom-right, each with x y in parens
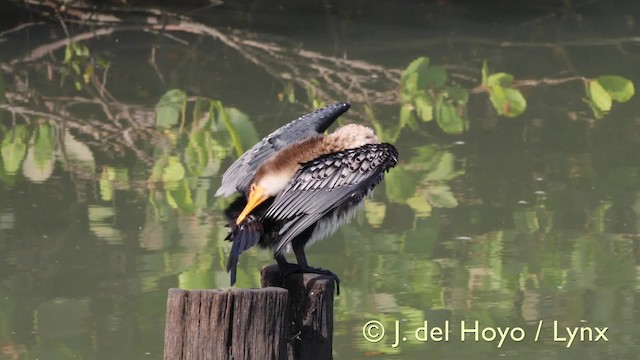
top-left (261, 264), bottom-right (335, 360)
top-left (163, 288), bottom-right (289, 360)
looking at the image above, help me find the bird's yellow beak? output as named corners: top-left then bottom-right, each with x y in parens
top-left (236, 185), bottom-right (269, 224)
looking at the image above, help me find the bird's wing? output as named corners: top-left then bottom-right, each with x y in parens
top-left (215, 102), bottom-right (351, 197)
top-left (264, 143), bottom-right (399, 253)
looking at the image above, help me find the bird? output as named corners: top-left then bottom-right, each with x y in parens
top-left (216, 103), bottom-right (398, 289)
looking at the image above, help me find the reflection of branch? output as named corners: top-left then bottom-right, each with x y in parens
top-left (1, 92), bottom-right (160, 164)
top-left (14, 0), bottom-right (401, 110)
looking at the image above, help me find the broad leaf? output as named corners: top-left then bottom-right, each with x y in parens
top-left (155, 89), bottom-right (187, 129)
top-left (414, 91), bottom-right (433, 122)
top-left (588, 80), bottom-right (612, 111)
top-left (399, 103), bottom-right (418, 130)
top-left (487, 72), bottom-right (514, 87)
top-left (1, 125), bottom-right (29, 174)
top-left (436, 102), bottom-right (465, 134)
top-left (596, 76), bottom-right (634, 102)
top-left (424, 65), bottom-right (447, 88)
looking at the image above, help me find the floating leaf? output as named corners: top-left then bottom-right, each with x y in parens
top-left (596, 76), bottom-right (634, 102)
top-left (155, 89), bottom-right (187, 129)
top-left (588, 80), bottom-right (612, 112)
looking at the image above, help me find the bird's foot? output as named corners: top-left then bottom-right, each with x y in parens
top-left (280, 265), bottom-right (340, 295)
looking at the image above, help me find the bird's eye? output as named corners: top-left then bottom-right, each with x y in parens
top-left (250, 184), bottom-right (256, 192)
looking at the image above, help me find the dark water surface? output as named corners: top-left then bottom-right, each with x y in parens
top-left (2, 0), bottom-right (640, 359)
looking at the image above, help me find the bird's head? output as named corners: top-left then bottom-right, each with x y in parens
top-left (236, 172), bottom-right (289, 224)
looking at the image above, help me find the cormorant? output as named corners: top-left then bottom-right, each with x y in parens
top-left (216, 103), bottom-right (398, 288)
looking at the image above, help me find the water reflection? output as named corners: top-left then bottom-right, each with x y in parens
top-left (2, 0), bottom-right (640, 359)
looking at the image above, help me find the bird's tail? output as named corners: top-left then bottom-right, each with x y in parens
top-left (226, 217), bottom-right (263, 286)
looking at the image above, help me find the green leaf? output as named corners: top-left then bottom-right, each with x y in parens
top-left (155, 89), bottom-right (187, 129)
top-left (502, 88), bottom-right (527, 117)
top-left (401, 57), bottom-right (430, 95)
top-left (221, 107), bottom-right (259, 156)
top-left (166, 179), bottom-right (195, 213)
top-left (399, 104), bottom-right (418, 130)
top-left (63, 44), bottom-right (73, 64)
top-left (401, 57), bottom-right (430, 84)
top-left (71, 62), bottom-right (80, 75)
top-left (489, 86), bottom-right (526, 117)
top-left (425, 184), bottom-right (458, 208)
top-left (100, 168), bottom-right (113, 201)
top-left (446, 86), bottom-right (469, 104)
top-left (400, 72), bottom-right (419, 102)
top-left (425, 152), bottom-right (456, 181)
top-left (583, 98), bottom-right (606, 119)
top-left (162, 156), bottom-right (185, 184)
top-left (33, 124), bottom-right (54, 168)
top-left (406, 195), bottom-right (432, 217)
top-left (424, 65), bottom-right (447, 88)
top-left (481, 60), bottom-right (489, 86)
top-left (436, 102), bottom-right (465, 134)
top-left (487, 72), bottom-right (514, 87)
top-left (588, 80), bottom-right (612, 111)
top-left (384, 167), bottom-right (418, 204)
top-left (74, 43), bottom-right (89, 57)
top-left (1, 126), bottom-right (29, 174)
top-left (596, 76), bottom-right (634, 102)
top-left (414, 91), bottom-right (433, 122)
top-left (96, 56), bottom-right (110, 68)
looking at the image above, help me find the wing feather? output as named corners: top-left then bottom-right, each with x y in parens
top-left (215, 103), bottom-right (350, 197)
top-left (263, 143), bottom-right (399, 253)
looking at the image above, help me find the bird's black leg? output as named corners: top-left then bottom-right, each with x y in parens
top-left (292, 242), bottom-right (340, 295)
top-left (275, 252), bottom-right (301, 274)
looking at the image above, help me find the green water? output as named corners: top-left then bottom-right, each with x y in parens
top-left (1, 1), bottom-right (640, 359)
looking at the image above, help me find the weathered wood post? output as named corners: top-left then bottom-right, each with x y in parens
top-left (261, 264), bottom-right (335, 360)
top-left (163, 288), bottom-right (289, 360)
